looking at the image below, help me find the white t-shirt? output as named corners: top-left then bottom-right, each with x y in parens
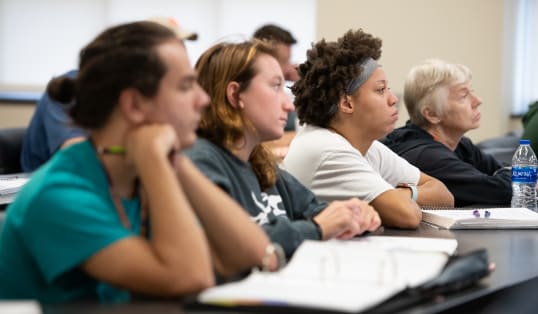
top-left (282, 124), bottom-right (420, 203)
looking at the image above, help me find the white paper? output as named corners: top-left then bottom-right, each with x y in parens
top-left (355, 235), bottom-right (458, 255)
top-left (422, 207), bottom-right (538, 229)
top-left (0, 301), bottom-right (42, 314)
top-left (199, 239), bottom-right (452, 313)
top-left (0, 173), bottom-right (30, 196)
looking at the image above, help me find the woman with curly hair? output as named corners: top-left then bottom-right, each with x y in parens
top-left (186, 39), bottom-right (381, 258)
top-left (283, 30), bottom-right (454, 228)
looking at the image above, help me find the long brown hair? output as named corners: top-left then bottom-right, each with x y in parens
top-left (195, 40), bottom-right (279, 190)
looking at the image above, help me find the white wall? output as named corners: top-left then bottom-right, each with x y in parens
top-left (0, 0), bottom-right (105, 87)
top-left (0, 0), bottom-right (525, 140)
top-left (106, 0), bottom-right (315, 70)
top-left (0, 0), bottom-right (315, 87)
top-left (317, 0), bottom-right (513, 142)
top-left (0, 0), bottom-right (315, 127)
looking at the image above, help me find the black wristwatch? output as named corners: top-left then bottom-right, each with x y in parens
top-left (309, 217), bottom-right (323, 239)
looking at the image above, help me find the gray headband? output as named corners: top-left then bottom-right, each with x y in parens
top-left (345, 58), bottom-right (380, 95)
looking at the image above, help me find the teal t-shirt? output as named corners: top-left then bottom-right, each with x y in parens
top-left (0, 141), bottom-right (142, 303)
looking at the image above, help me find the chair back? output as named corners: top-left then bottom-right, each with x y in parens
top-left (0, 127), bottom-right (26, 174)
top-left (476, 134), bottom-right (520, 165)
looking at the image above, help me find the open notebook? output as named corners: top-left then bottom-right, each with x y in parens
top-left (421, 207), bottom-right (538, 229)
top-left (199, 236), bottom-right (457, 313)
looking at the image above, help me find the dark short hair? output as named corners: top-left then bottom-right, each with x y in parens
top-left (292, 29), bottom-right (382, 127)
top-left (253, 24), bottom-right (297, 45)
top-left (47, 21), bottom-right (178, 129)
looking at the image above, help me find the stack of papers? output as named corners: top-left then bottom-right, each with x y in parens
top-left (199, 236), bottom-right (457, 313)
top-left (0, 173), bottom-right (30, 205)
top-left (421, 207), bottom-right (538, 229)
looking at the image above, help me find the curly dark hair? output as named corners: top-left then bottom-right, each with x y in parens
top-left (292, 29), bottom-right (382, 127)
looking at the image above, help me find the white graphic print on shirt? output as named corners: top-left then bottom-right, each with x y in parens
top-left (251, 192), bottom-right (287, 224)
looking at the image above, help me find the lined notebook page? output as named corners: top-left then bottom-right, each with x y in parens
top-left (199, 239), bottom-right (451, 312)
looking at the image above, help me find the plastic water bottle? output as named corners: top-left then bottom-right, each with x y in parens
top-left (511, 139), bottom-right (538, 211)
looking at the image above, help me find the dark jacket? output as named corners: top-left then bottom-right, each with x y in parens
top-left (382, 121), bottom-right (512, 207)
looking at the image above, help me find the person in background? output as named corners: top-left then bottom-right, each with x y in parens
top-left (253, 24), bottom-right (300, 159)
top-left (382, 59), bottom-right (512, 207)
top-left (20, 69), bottom-right (86, 172)
top-left (283, 30), bottom-right (454, 229)
top-left (187, 39), bottom-right (381, 258)
top-left (20, 16), bottom-right (196, 173)
top-left (253, 23), bottom-right (299, 82)
top-left (521, 100), bottom-right (538, 154)
top-left (0, 21), bottom-right (279, 303)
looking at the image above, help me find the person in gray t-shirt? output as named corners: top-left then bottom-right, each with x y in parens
top-left (187, 39), bottom-right (381, 258)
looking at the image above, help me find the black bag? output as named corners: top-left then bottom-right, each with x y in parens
top-left (367, 249), bottom-right (491, 313)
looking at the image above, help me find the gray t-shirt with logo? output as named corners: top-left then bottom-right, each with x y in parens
top-left (185, 138), bottom-right (325, 257)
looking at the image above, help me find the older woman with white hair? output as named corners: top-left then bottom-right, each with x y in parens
top-left (383, 59), bottom-right (511, 207)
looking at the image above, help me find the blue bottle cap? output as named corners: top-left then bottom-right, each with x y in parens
top-left (520, 139), bottom-right (531, 145)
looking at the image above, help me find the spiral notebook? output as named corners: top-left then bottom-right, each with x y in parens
top-left (421, 207), bottom-right (538, 229)
top-left (199, 238), bottom-right (455, 313)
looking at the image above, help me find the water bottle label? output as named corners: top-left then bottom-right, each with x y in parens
top-left (512, 166), bottom-right (538, 183)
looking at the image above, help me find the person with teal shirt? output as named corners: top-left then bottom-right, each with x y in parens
top-left (1, 141), bottom-right (140, 302)
top-left (0, 21), bottom-right (279, 303)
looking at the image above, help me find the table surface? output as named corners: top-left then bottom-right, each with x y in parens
top-left (29, 224), bottom-right (538, 314)
top-left (380, 224), bottom-right (538, 313)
